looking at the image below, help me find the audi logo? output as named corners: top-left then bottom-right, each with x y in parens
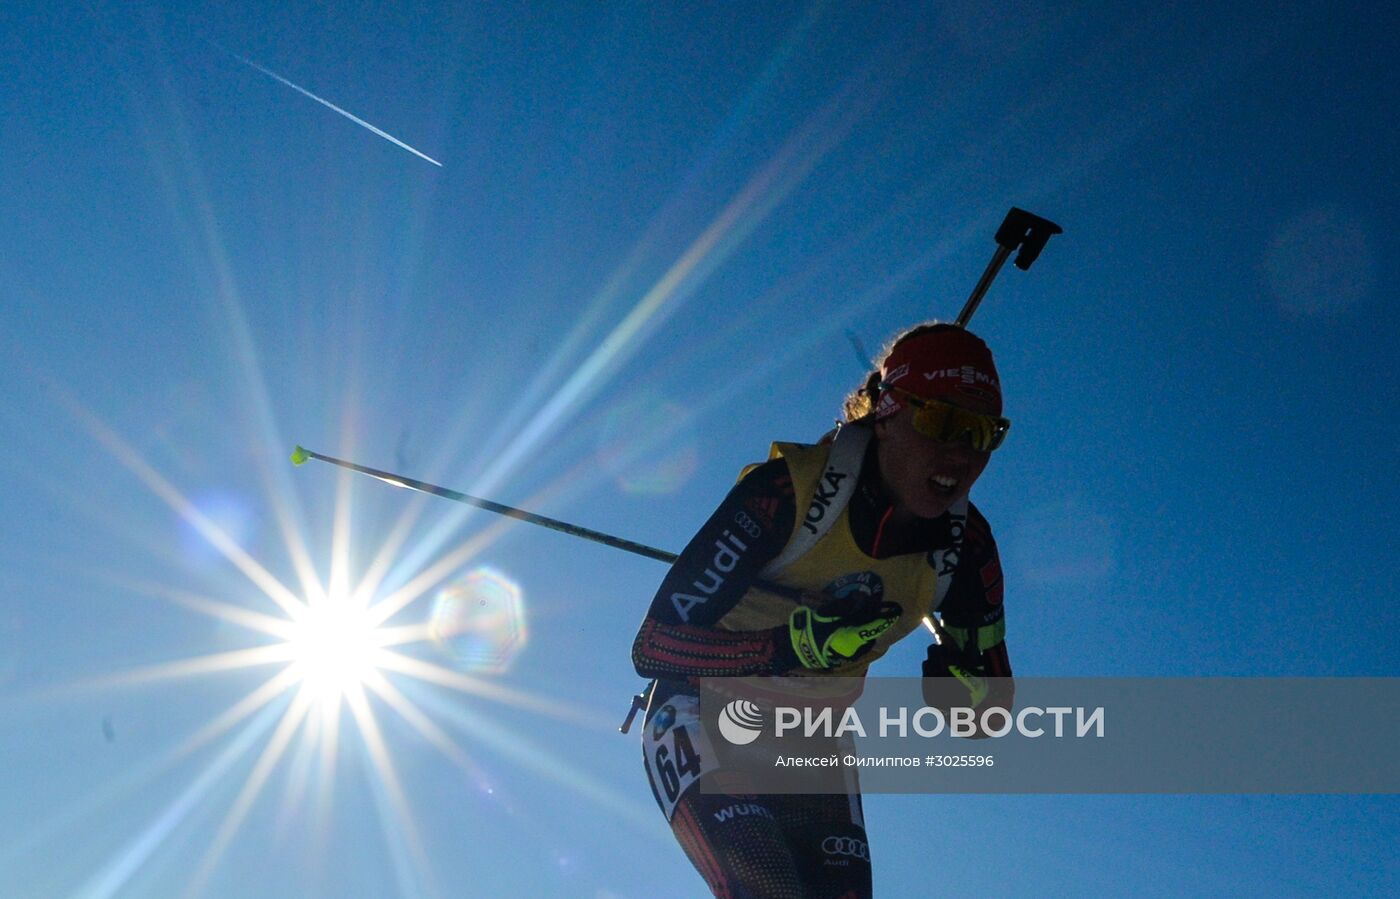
top-left (821, 836), bottom-right (869, 861)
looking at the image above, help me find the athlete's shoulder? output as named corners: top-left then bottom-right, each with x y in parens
top-left (738, 432), bottom-right (836, 494)
top-left (736, 454), bottom-right (795, 492)
top-left (963, 501), bottom-right (998, 560)
top-left (729, 454), bottom-right (797, 537)
top-left (950, 500), bottom-right (1004, 613)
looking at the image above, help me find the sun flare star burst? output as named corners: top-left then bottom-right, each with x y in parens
top-left (284, 597), bottom-right (384, 703)
top-left (55, 371), bottom-right (644, 899)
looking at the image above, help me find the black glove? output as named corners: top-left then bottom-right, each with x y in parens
top-left (922, 639), bottom-right (991, 709)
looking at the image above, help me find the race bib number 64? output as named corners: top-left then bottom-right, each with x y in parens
top-left (642, 694), bottom-right (718, 821)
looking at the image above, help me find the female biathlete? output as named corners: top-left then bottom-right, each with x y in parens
top-left (631, 323), bottom-right (1015, 898)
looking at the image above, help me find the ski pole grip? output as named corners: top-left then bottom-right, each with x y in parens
top-left (995, 207), bottom-right (1063, 271)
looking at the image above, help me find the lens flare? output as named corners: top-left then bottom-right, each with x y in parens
top-left (1006, 498), bottom-right (1116, 587)
top-left (430, 568), bottom-right (527, 673)
top-left (594, 391), bottom-right (699, 495)
top-left (1264, 206), bottom-right (1375, 318)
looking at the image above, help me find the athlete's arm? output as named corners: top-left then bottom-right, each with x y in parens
top-left (631, 457), bottom-right (798, 678)
top-left (922, 505), bottom-right (1014, 732)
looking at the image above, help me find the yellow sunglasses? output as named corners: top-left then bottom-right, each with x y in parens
top-left (880, 383), bottom-right (1010, 452)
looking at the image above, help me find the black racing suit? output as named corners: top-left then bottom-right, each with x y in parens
top-left (631, 440), bottom-right (1012, 898)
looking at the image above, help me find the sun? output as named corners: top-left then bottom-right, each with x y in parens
top-left (283, 595), bottom-right (384, 703)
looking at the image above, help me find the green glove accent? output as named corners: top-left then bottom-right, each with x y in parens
top-left (946, 664), bottom-right (990, 708)
top-left (789, 602), bottom-right (901, 670)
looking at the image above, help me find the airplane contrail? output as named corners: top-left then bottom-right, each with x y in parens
top-left (235, 55), bottom-right (443, 167)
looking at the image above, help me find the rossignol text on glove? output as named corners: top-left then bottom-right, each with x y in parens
top-left (788, 602), bottom-right (901, 670)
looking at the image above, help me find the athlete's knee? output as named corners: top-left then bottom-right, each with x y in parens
top-left (672, 792), bottom-right (807, 899)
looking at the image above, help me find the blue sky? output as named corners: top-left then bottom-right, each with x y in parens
top-left (1, 1), bottom-right (1396, 896)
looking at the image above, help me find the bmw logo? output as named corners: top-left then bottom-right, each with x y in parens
top-left (651, 704), bottom-right (676, 740)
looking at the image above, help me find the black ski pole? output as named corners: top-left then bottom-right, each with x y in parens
top-left (291, 445), bottom-right (815, 605)
top-left (291, 445), bottom-right (681, 564)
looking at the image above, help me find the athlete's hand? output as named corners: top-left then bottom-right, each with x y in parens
top-left (922, 640), bottom-right (1015, 739)
top-left (922, 640), bottom-right (990, 708)
top-left (786, 594), bottom-right (902, 671)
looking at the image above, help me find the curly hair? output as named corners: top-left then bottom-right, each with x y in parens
top-left (841, 321), bottom-right (963, 422)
